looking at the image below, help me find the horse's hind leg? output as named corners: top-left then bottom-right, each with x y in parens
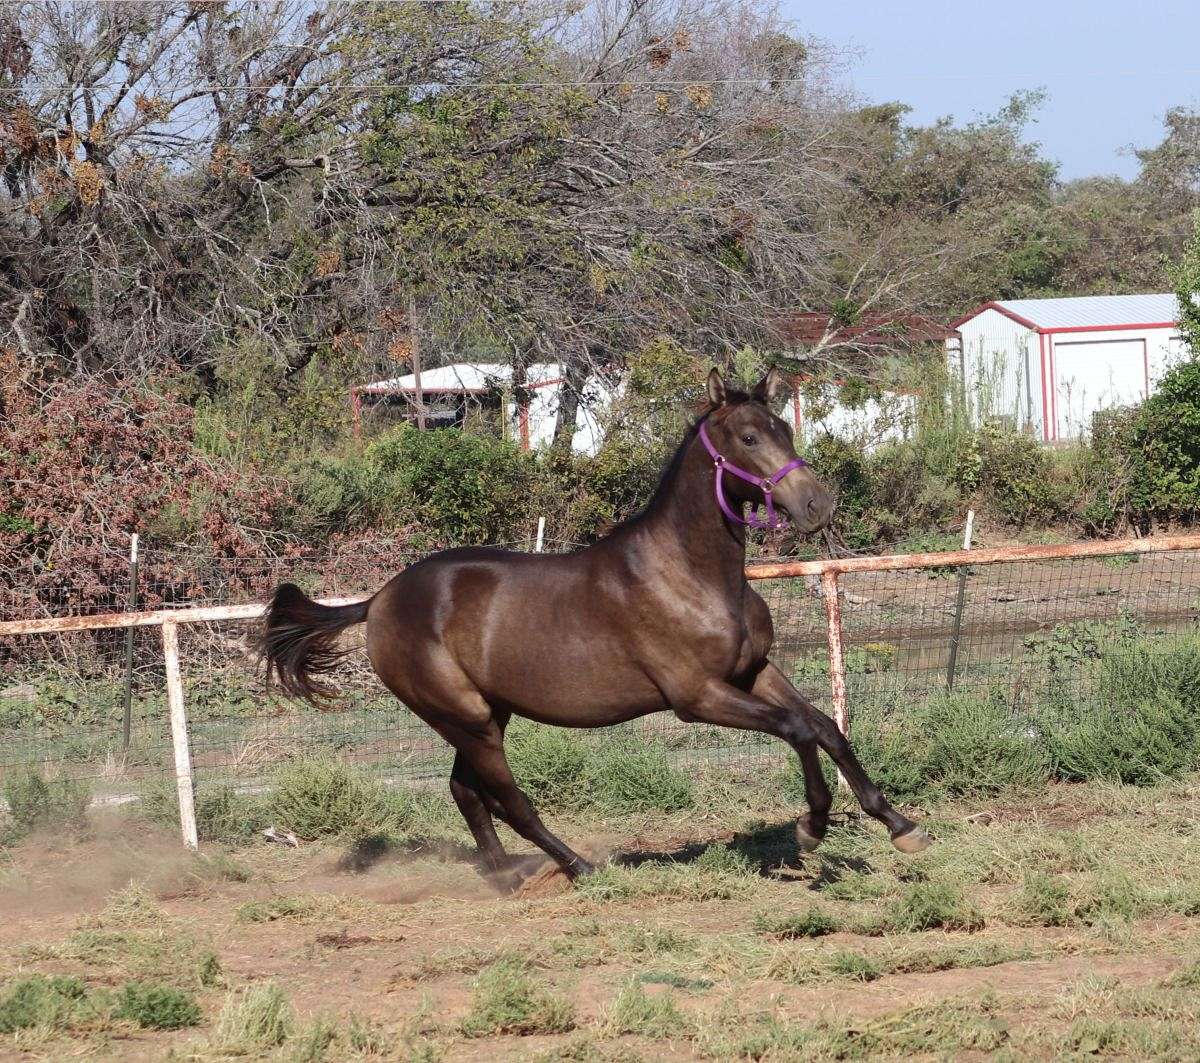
top-left (449, 752), bottom-right (508, 872)
top-left (452, 721), bottom-right (594, 879)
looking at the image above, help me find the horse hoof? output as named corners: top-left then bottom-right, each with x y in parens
top-left (891, 825), bottom-right (932, 854)
top-left (795, 818), bottom-right (824, 852)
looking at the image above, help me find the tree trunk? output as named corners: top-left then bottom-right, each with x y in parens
top-left (552, 356), bottom-right (590, 449)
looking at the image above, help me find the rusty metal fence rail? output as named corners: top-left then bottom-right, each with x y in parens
top-left (4, 534), bottom-right (1200, 848)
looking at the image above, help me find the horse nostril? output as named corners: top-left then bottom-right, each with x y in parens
top-left (807, 496), bottom-right (820, 518)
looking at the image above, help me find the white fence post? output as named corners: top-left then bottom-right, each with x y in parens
top-left (161, 620), bottom-right (199, 850)
top-left (819, 569), bottom-right (850, 788)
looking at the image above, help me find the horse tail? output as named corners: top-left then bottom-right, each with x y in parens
top-left (257, 583), bottom-right (371, 703)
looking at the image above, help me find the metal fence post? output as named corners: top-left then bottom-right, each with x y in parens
top-left (820, 569), bottom-right (850, 786)
top-left (121, 533), bottom-right (139, 751)
top-left (161, 620), bottom-right (199, 850)
top-left (946, 510), bottom-right (975, 690)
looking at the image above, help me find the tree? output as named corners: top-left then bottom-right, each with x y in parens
top-left (1170, 211), bottom-right (1200, 356)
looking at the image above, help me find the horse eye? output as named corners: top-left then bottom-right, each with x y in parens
top-left (741, 434), bottom-right (757, 446)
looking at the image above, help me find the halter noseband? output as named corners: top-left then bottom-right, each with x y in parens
top-left (697, 418), bottom-right (808, 530)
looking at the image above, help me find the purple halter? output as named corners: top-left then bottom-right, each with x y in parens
top-left (698, 419), bottom-right (808, 530)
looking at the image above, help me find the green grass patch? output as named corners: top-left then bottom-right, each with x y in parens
top-left (1, 768), bottom-right (89, 843)
top-left (236, 893), bottom-right (376, 925)
top-left (1011, 871), bottom-right (1075, 927)
top-left (753, 907), bottom-right (840, 939)
top-left (576, 858), bottom-right (753, 903)
top-left (606, 980), bottom-right (688, 1037)
top-left (888, 880), bottom-right (984, 933)
top-left (460, 957), bottom-right (575, 1037)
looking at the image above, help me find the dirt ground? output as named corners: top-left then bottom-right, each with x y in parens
top-left (4, 778), bottom-right (1200, 1062)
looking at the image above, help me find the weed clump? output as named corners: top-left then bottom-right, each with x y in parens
top-left (1011, 871), bottom-right (1074, 927)
top-left (140, 780), bottom-right (265, 843)
top-left (113, 981), bottom-right (202, 1029)
top-left (460, 957), bottom-right (575, 1037)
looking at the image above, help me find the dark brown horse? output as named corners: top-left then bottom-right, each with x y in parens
top-left (260, 368), bottom-right (929, 879)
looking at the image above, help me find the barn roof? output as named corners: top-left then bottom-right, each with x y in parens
top-left (773, 312), bottom-right (958, 347)
top-left (358, 362), bottom-right (564, 394)
top-left (956, 294), bottom-right (1180, 332)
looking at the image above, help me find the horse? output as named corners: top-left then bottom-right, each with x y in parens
top-left (259, 367), bottom-right (930, 881)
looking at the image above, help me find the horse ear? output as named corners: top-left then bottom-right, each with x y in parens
top-left (706, 367), bottom-right (727, 407)
top-left (752, 366), bottom-right (786, 405)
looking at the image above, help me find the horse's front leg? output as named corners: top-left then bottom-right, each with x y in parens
top-left (751, 662), bottom-right (930, 852)
top-left (676, 672), bottom-right (929, 853)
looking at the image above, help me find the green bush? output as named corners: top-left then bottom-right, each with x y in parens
top-left (0, 975), bottom-right (91, 1033)
top-left (976, 422), bottom-right (1060, 524)
top-left (1042, 633), bottom-right (1200, 785)
top-left (1, 768), bottom-right (89, 840)
top-left (113, 982), bottom-right (202, 1030)
top-left (140, 781), bottom-right (265, 844)
top-left (1128, 360), bottom-right (1200, 520)
top-left (505, 721), bottom-right (694, 813)
top-left (267, 757), bottom-right (448, 841)
top-left (288, 423), bottom-right (534, 545)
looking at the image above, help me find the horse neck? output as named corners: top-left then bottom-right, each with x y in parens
top-left (635, 432), bottom-right (748, 592)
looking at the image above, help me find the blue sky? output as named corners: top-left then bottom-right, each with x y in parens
top-left (784, 0), bottom-right (1200, 180)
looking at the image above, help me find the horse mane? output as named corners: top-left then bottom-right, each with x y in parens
top-left (635, 387), bottom-right (754, 521)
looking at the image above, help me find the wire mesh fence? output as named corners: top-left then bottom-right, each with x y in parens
top-left (3, 538), bottom-right (1200, 822)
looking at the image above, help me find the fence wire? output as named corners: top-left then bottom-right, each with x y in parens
top-left (3, 546), bottom-right (1200, 805)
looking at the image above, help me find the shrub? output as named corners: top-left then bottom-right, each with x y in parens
top-left (113, 982), bottom-right (202, 1030)
top-left (288, 422), bottom-right (535, 546)
top-left (1128, 360), bottom-right (1200, 520)
top-left (1, 768), bottom-right (89, 839)
top-left (267, 757), bottom-right (446, 841)
top-left (808, 433), bottom-right (875, 548)
top-left (911, 692), bottom-right (1049, 797)
top-left (0, 975), bottom-right (90, 1033)
top-left (1042, 632), bottom-right (1200, 786)
top-left (505, 721), bottom-right (694, 814)
top-left (976, 422), bottom-right (1060, 524)
top-left (460, 958), bottom-right (575, 1037)
top-left (140, 780), bottom-right (265, 844)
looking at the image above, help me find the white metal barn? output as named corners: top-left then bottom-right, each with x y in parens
top-left (949, 294), bottom-right (1187, 441)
